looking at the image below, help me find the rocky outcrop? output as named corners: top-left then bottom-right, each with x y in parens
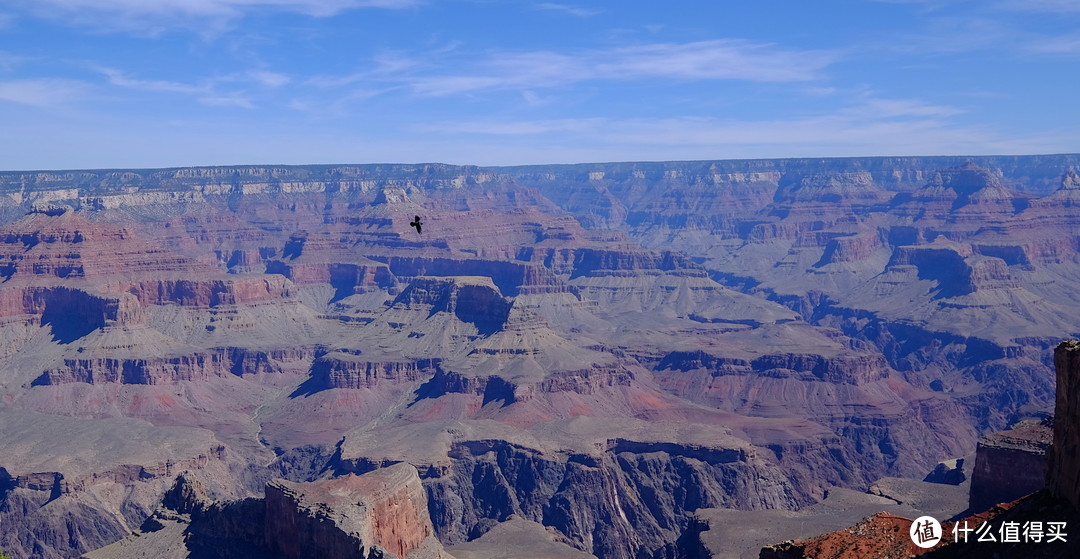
top-left (749, 352), bottom-right (889, 384)
top-left (759, 512), bottom-right (922, 559)
top-left (422, 438), bottom-right (799, 559)
top-left (0, 286), bottom-right (142, 325)
top-left (33, 346), bottom-right (316, 385)
top-left (378, 257), bottom-right (572, 297)
top-left (392, 276), bottom-right (513, 334)
top-left (265, 464), bottom-right (444, 559)
top-left (968, 418), bottom-right (1051, 513)
top-left (95, 465), bottom-right (450, 559)
top-left (1049, 340), bottom-right (1080, 507)
top-left (753, 339), bottom-right (1080, 558)
top-left (310, 353), bottom-right (438, 390)
top-left (1, 446), bottom-right (227, 499)
top-left (106, 276), bottom-right (296, 307)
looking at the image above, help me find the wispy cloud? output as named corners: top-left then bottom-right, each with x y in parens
top-left (996, 0), bottom-right (1080, 12)
top-left (23, 0), bottom-right (420, 17)
top-left (535, 3), bottom-right (600, 17)
top-left (0, 51), bottom-right (29, 72)
top-left (198, 93), bottom-right (255, 108)
top-left (1025, 33), bottom-right (1080, 53)
top-left (15, 0), bottom-right (420, 35)
top-left (416, 95), bottom-right (1006, 158)
top-left (853, 98), bottom-right (963, 118)
top-left (403, 40), bottom-right (836, 97)
top-left (93, 66), bottom-right (279, 108)
top-left (99, 67), bottom-right (208, 95)
top-left (0, 78), bottom-right (89, 107)
top-left (246, 70), bottom-right (291, 88)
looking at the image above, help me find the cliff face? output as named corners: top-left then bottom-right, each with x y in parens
top-left (967, 419), bottom-right (1051, 513)
top-left (752, 339), bottom-right (1080, 559)
top-left (265, 464), bottom-right (444, 559)
top-left (418, 437), bottom-right (797, 559)
top-left (1049, 340), bottom-right (1080, 507)
top-left (87, 465), bottom-right (451, 559)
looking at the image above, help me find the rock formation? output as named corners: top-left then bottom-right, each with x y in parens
top-left (968, 418), bottom-right (1051, 513)
top-left (0, 156), bottom-right (1078, 557)
top-left (264, 464), bottom-right (448, 559)
top-left (753, 339), bottom-right (1080, 558)
top-left (1050, 340), bottom-right (1080, 507)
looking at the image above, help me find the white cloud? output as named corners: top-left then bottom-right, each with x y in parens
top-left (415, 95), bottom-right (1021, 159)
top-left (199, 94), bottom-right (255, 108)
top-left (25, 0), bottom-right (419, 17)
top-left (0, 78), bottom-right (88, 107)
top-left (14, 0), bottom-right (419, 35)
top-left (0, 51), bottom-right (29, 72)
top-left (854, 98), bottom-right (963, 118)
top-left (535, 3), bottom-right (600, 17)
top-left (1025, 33), bottom-right (1080, 53)
top-left (405, 40), bottom-right (835, 97)
top-left (997, 0), bottom-right (1080, 12)
top-left (247, 70), bottom-right (291, 88)
top-left (96, 66), bottom-right (272, 109)
top-left (99, 67), bottom-right (208, 94)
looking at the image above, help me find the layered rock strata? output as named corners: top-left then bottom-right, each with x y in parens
top-left (968, 418), bottom-right (1051, 513)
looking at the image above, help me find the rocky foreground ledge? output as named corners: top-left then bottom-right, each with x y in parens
top-left (751, 341), bottom-right (1080, 559)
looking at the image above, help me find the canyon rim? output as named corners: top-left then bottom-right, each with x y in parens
top-left (0, 156), bottom-right (1078, 557)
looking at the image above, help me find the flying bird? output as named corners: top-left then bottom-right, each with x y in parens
top-left (409, 215), bottom-right (423, 234)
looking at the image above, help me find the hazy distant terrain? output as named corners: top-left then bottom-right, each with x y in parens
top-left (0, 155), bottom-right (1078, 558)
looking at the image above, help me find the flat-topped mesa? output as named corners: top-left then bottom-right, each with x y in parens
top-left (814, 232), bottom-right (885, 265)
top-left (265, 260), bottom-right (395, 293)
top-left (310, 352), bottom-right (439, 390)
top-left (103, 275), bottom-right (296, 307)
top-left (929, 163), bottom-right (1025, 222)
top-left (885, 243), bottom-right (1022, 298)
top-left (0, 211), bottom-right (206, 281)
top-left (412, 363), bottom-right (634, 406)
top-left (393, 276), bottom-right (512, 331)
top-left (0, 286), bottom-right (141, 324)
top-left (773, 170), bottom-right (892, 206)
top-left (379, 256), bottom-right (571, 296)
top-left (264, 463), bottom-right (445, 559)
top-left (884, 245), bottom-right (970, 295)
top-left (749, 352), bottom-right (890, 385)
top-left (0, 211), bottom-right (299, 315)
top-left (552, 247), bottom-right (706, 279)
top-left (33, 346), bottom-right (314, 385)
top-left (1049, 340), bottom-right (1080, 508)
top-left (931, 162), bottom-right (1008, 197)
top-left (2, 445), bottom-right (227, 497)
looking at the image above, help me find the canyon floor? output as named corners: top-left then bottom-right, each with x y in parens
top-left (0, 155), bottom-right (1078, 558)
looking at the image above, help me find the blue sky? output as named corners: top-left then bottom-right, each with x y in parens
top-left (1, 0), bottom-right (1079, 170)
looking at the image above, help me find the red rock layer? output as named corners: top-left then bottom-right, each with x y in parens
top-left (264, 463), bottom-right (437, 559)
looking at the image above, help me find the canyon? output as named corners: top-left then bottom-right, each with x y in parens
top-left (0, 155), bottom-right (1077, 557)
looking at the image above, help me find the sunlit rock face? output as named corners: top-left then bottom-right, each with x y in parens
top-left (0, 155), bottom-right (1078, 558)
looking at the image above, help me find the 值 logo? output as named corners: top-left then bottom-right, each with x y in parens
top-left (910, 515), bottom-right (943, 549)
